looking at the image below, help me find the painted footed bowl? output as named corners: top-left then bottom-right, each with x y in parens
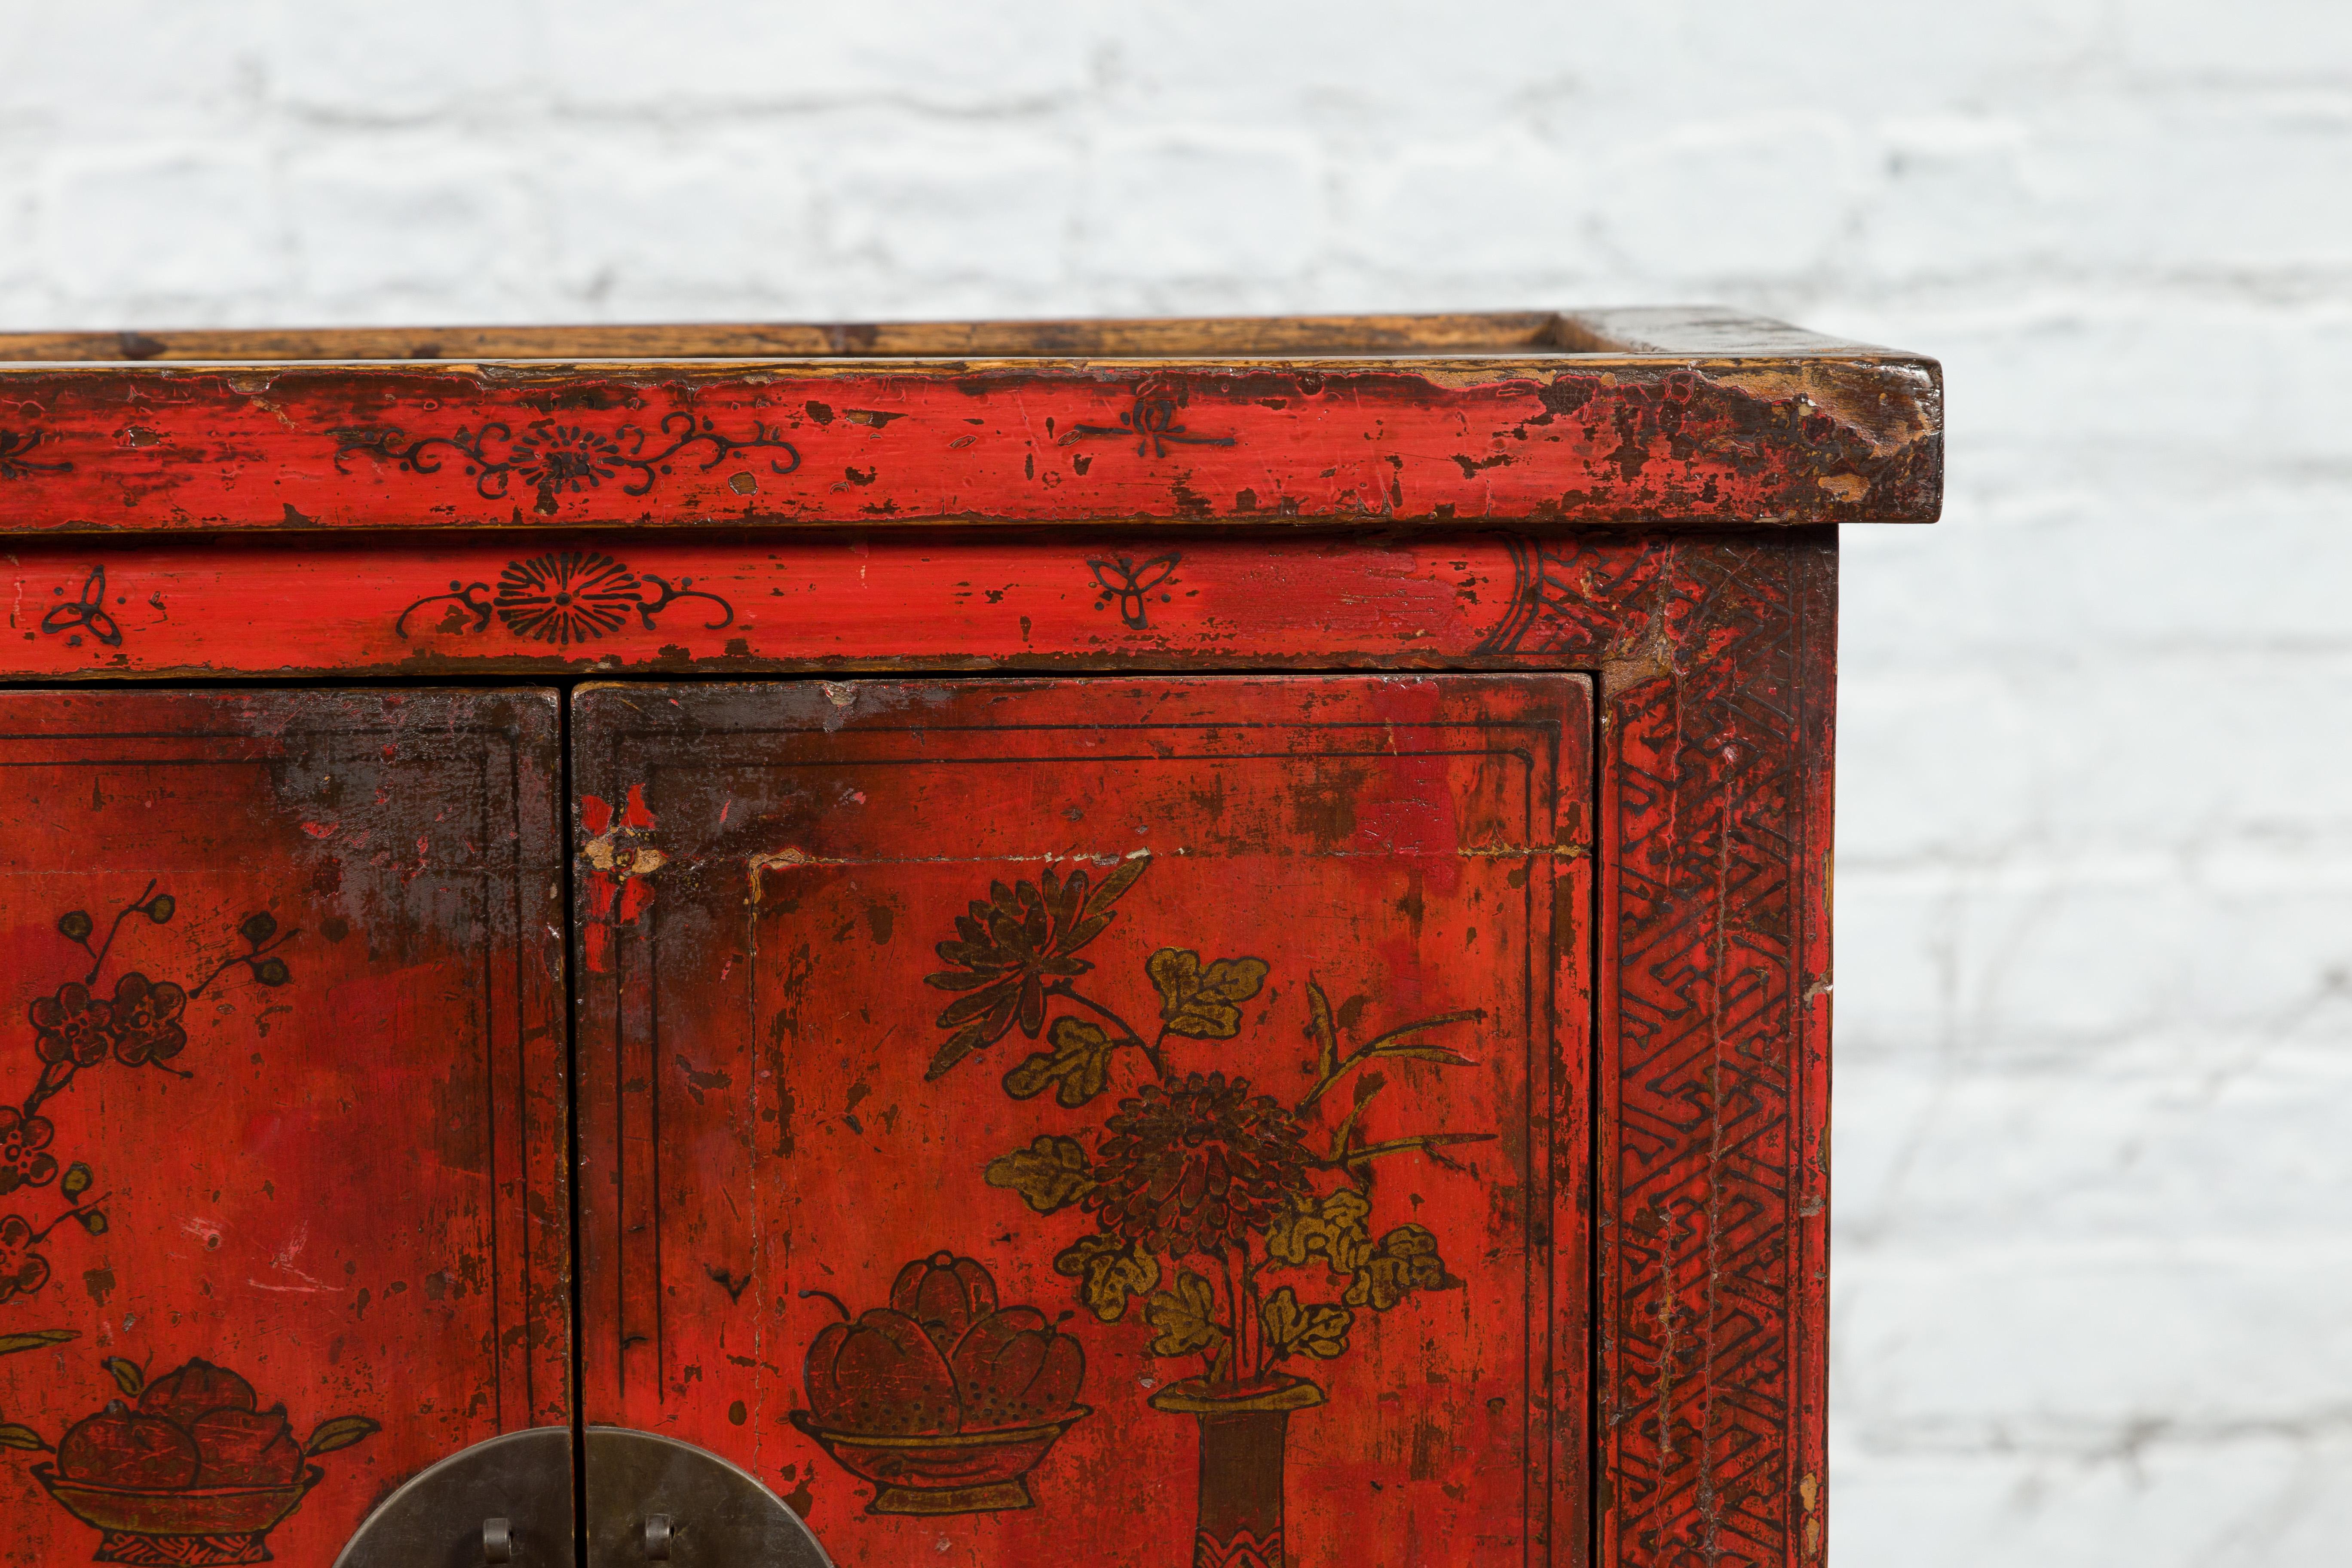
top-left (34, 1463), bottom-right (323, 1537)
top-left (789, 1407), bottom-right (1089, 1515)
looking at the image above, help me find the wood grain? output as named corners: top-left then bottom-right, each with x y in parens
top-left (0, 688), bottom-right (569, 1566)
top-left (0, 308), bottom-right (1882, 364)
top-left (0, 313), bottom-right (1941, 534)
top-left (571, 674), bottom-right (1592, 1567)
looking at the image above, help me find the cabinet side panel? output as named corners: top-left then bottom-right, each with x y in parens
top-left (1577, 538), bottom-right (1833, 1568)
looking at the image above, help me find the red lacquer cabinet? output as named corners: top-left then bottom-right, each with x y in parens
top-left (0, 310), bottom-right (1939, 1568)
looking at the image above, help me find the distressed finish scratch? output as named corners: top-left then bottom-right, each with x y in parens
top-left (0, 310), bottom-right (1886, 1568)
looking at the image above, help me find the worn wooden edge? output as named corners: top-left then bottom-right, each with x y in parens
top-left (0, 344), bottom-right (1942, 534)
top-left (0, 307), bottom-right (1914, 365)
top-left (0, 352), bottom-right (1940, 380)
top-left (1793, 542), bottom-right (1836, 1567)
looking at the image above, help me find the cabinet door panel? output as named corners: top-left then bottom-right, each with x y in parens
top-left (0, 690), bottom-right (569, 1565)
top-left (575, 675), bottom-right (1591, 1568)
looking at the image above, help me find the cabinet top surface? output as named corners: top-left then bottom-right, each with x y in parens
top-left (0, 308), bottom-right (1939, 533)
top-left (0, 307), bottom-right (1927, 366)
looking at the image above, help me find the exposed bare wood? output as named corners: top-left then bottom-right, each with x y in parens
top-left (0, 308), bottom-right (1919, 365)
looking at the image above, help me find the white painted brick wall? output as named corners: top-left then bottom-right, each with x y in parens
top-left (3, 3), bottom-right (2346, 1559)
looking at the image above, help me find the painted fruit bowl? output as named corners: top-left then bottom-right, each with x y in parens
top-left (789, 1407), bottom-right (1089, 1515)
top-left (34, 1464), bottom-right (322, 1564)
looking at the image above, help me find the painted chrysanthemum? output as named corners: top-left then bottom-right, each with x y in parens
top-left (924, 869), bottom-right (1109, 1078)
top-left (511, 423), bottom-right (628, 496)
top-left (493, 551), bottom-right (643, 644)
top-left (1086, 1072), bottom-right (1311, 1259)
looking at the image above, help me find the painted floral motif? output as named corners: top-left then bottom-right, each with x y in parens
top-left (503, 424), bottom-right (632, 500)
top-left (0, 427), bottom-right (72, 480)
top-left (394, 550), bottom-right (734, 645)
top-left (579, 784), bottom-right (665, 974)
top-left (30, 985), bottom-right (112, 1072)
top-left (103, 975), bottom-right (187, 1069)
top-left (0, 1108), bottom-right (59, 1196)
top-left (38, 566), bottom-right (122, 649)
top-left (906, 853), bottom-right (1492, 1566)
top-left (336, 409), bottom-right (798, 514)
top-left (492, 552), bottom-right (644, 644)
top-left (2, 885), bottom-right (300, 1308)
top-left (1057, 386), bottom-right (1236, 459)
top-left (0, 1215), bottom-right (51, 1304)
top-left (925, 875), bottom-right (1112, 1072)
top-left (1086, 1075), bottom-right (1309, 1259)
top-left (1086, 553), bottom-right (1180, 630)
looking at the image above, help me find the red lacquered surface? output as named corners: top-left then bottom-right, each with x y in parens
top-left (0, 690), bottom-right (569, 1566)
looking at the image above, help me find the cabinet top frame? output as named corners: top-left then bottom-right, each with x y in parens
top-left (0, 307), bottom-right (1939, 536)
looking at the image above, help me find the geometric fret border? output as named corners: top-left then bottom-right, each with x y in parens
top-left (1483, 532), bottom-right (1834, 1567)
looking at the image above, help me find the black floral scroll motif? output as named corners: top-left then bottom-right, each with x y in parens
top-left (395, 551), bottom-right (735, 645)
top-left (0, 885), bottom-right (300, 1308)
top-left (1087, 554), bottom-right (1180, 630)
top-left (335, 411), bottom-right (799, 514)
top-left (1058, 390), bottom-right (1236, 459)
top-left (39, 567), bottom-right (123, 648)
top-left (0, 429), bottom-right (71, 480)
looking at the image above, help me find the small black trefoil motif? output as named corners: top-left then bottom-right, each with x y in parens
top-left (39, 567), bottom-right (123, 649)
top-left (1087, 554), bottom-right (1181, 630)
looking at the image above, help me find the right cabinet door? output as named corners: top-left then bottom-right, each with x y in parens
top-left (573, 674), bottom-right (1593, 1568)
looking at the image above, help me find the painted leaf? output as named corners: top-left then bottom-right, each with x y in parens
top-left (1260, 1286), bottom-right (1354, 1360)
top-left (0, 1330), bottom-right (75, 1358)
top-left (1306, 978), bottom-right (1338, 1080)
top-left (983, 1135), bottom-right (1096, 1213)
top-left (1372, 1043), bottom-right (1477, 1065)
top-left (1265, 1188), bottom-right (1373, 1274)
top-left (1144, 1270), bottom-right (1224, 1357)
top-left (103, 1357), bottom-right (144, 1397)
top-left (304, 1415), bottom-right (382, 1456)
top-left (1052, 1234), bottom-right (1160, 1323)
top-left (61, 1163), bottom-right (92, 1199)
top-left (1001, 1017), bottom-right (1117, 1108)
top-left (1344, 1222), bottom-right (1451, 1310)
top-left (1083, 853), bottom-right (1150, 918)
top-left (1362, 1008), bottom-right (1486, 1060)
top-left (0, 1423), bottom-right (43, 1451)
top-left (925, 1020), bottom-right (992, 1081)
top-left (1329, 1072), bottom-right (1385, 1165)
top-left (1145, 949), bottom-right (1271, 1040)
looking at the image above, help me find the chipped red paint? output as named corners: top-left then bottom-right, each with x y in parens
top-left (0, 309), bottom-right (1893, 1567)
top-left (0, 360), bottom-right (1936, 533)
top-left (573, 675), bottom-right (1596, 1566)
top-left (0, 526), bottom-right (1836, 1568)
top-left (579, 785), bottom-right (664, 974)
top-left (2, 530), bottom-right (1705, 679)
top-left (0, 689), bottom-right (569, 1566)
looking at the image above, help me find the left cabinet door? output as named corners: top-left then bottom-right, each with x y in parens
top-left (0, 689), bottom-right (571, 1566)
